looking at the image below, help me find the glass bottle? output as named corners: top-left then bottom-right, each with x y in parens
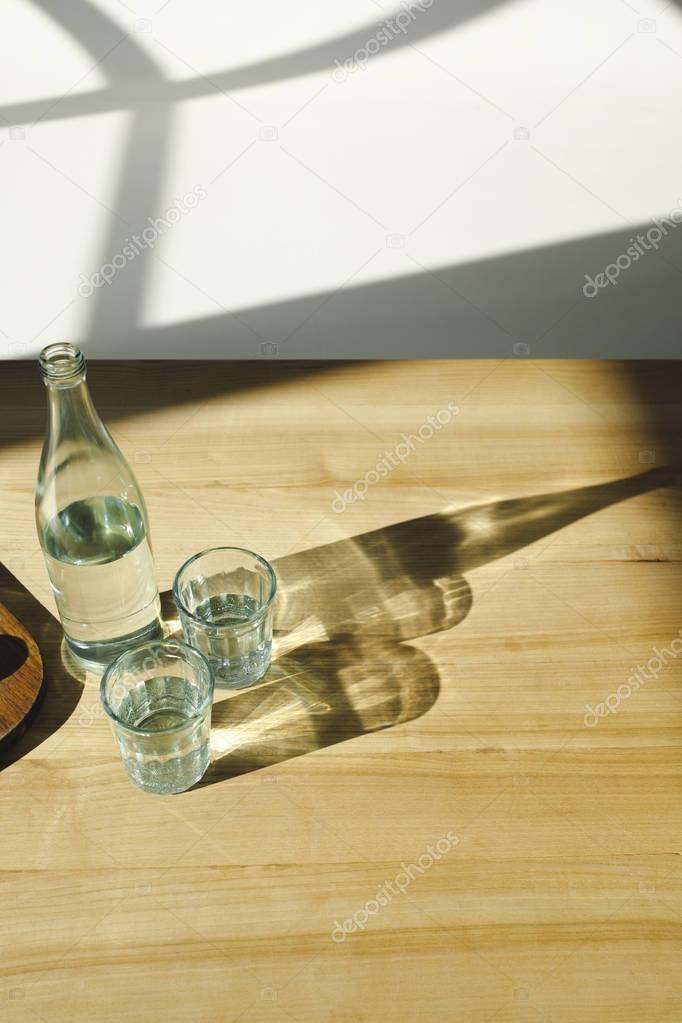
top-left (35, 342), bottom-right (162, 668)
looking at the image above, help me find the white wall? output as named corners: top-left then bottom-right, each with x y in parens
top-left (2, 0), bottom-right (682, 358)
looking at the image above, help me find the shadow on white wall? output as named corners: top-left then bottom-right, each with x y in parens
top-left (2, 0), bottom-right (682, 357)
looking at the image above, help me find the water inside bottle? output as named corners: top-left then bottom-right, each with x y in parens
top-left (42, 495), bottom-right (161, 666)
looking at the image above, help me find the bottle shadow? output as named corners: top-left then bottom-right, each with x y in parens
top-left (192, 465), bottom-right (676, 786)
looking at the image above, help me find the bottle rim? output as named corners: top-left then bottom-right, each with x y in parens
top-left (39, 342), bottom-right (86, 381)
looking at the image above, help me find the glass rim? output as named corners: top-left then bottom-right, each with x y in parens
top-left (100, 637), bottom-right (214, 735)
top-left (172, 545), bottom-right (277, 628)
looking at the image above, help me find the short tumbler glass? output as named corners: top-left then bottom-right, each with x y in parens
top-left (100, 639), bottom-right (214, 794)
top-left (173, 547), bottom-right (276, 689)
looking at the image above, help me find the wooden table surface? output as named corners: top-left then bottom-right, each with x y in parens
top-left (1, 359), bottom-right (681, 1023)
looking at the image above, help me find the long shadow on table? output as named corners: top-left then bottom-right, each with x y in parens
top-left (196, 465), bottom-right (675, 785)
top-left (0, 466), bottom-right (673, 776)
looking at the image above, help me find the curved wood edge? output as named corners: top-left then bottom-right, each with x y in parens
top-left (0, 599), bottom-right (45, 751)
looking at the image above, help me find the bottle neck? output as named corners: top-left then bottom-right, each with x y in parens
top-left (45, 375), bottom-right (100, 434)
top-left (39, 343), bottom-right (105, 443)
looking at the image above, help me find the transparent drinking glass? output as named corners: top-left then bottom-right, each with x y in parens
top-left (173, 547), bottom-right (276, 689)
top-left (100, 639), bottom-right (214, 794)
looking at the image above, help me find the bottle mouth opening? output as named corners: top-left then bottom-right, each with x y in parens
top-left (39, 342), bottom-right (86, 381)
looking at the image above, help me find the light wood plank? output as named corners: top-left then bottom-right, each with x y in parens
top-left (0, 360), bottom-right (681, 1023)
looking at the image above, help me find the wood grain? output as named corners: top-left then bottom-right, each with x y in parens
top-left (0, 359), bottom-right (681, 1023)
